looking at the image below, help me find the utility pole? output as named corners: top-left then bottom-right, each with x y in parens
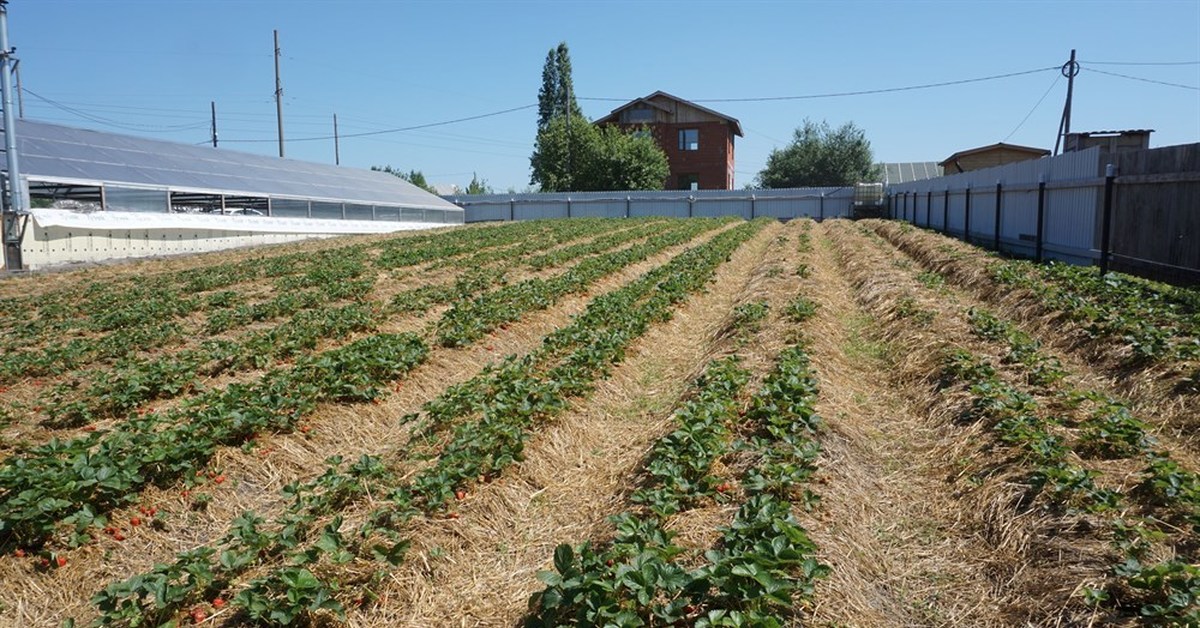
top-left (0, 0), bottom-right (26, 270)
top-left (333, 113), bottom-right (340, 165)
top-left (1053, 49), bottom-right (1079, 155)
top-left (210, 101), bottom-right (218, 148)
top-left (12, 58), bottom-right (20, 118)
top-left (273, 29), bottom-right (284, 158)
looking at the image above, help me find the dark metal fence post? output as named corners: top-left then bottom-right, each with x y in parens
top-left (942, 189), bottom-right (949, 234)
top-left (625, 196), bottom-right (631, 218)
top-left (1035, 176), bottom-right (1046, 262)
top-left (688, 196), bottom-right (694, 218)
top-left (566, 197), bottom-right (572, 219)
top-left (510, 199), bottom-right (515, 222)
top-left (993, 180), bottom-right (1002, 252)
top-left (926, 190), bottom-right (932, 229)
top-left (1099, 164), bottom-right (1116, 275)
top-left (818, 193), bottom-right (824, 221)
top-left (963, 186), bottom-right (972, 243)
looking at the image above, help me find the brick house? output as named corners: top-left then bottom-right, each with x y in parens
top-left (594, 91), bottom-right (743, 190)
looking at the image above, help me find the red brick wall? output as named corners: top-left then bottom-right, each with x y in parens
top-left (607, 121), bottom-right (735, 190)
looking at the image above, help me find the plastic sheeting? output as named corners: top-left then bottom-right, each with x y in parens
top-left (28, 208), bottom-right (446, 235)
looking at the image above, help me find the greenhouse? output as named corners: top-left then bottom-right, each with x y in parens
top-left (5, 119), bottom-right (462, 224)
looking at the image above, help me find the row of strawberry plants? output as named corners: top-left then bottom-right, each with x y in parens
top-left (941, 343), bottom-right (1198, 622)
top-left (16, 219), bottom-right (637, 443)
top-left (990, 260), bottom-right (1200, 363)
top-left (435, 218), bottom-right (730, 347)
top-left (34, 302), bottom-right (383, 430)
top-left (0, 332), bottom-right (429, 550)
top-left (529, 339), bottom-right (827, 626)
top-left (873, 222), bottom-right (1200, 365)
top-left (82, 220), bottom-right (767, 626)
top-left (434, 217), bottom-right (654, 271)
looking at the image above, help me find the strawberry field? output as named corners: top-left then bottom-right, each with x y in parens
top-left (0, 216), bottom-right (1196, 626)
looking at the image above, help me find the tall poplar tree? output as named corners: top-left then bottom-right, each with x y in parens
top-left (537, 42), bottom-right (582, 130)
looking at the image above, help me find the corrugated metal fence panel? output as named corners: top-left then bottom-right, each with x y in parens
top-left (464, 203), bottom-right (511, 223)
top-left (447, 187), bottom-right (855, 222)
top-left (888, 148), bottom-right (1102, 260)
top-left (570, 201), bottom-right (627, 218)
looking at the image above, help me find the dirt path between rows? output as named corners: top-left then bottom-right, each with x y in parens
top-left (353, 221), bottom-right (789, 626)
top-left (798, 220), bottom-right (1009, 627)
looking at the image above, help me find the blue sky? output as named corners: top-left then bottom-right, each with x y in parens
top-left (11, 0), bottom-right (1200, 191)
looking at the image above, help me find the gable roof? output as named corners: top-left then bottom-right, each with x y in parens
top-left (939, 142), bottom-right (1049, 166)
top-left (594, 91), bottom-right (744, 137)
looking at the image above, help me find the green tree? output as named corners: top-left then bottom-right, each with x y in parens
top-left (530, 117), bottom-right (668, 192)
top-left (754, 119), bottom-right (880, 188)
top-left (464, 173), bottom-right (493, 195)
top-left (537, 42), bottom-right (582, 131)
top-left (372, 165), bottom-right (437, 194)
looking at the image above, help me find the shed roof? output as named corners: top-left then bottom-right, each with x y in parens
top-left (876, 162), bottom-right (943, 185)
top-left (939, 142), bottom-right (1049, 166)
top-left (594, 91), bottom-right (744, 137)
top-left (4, 119), bottom-right (460, 211)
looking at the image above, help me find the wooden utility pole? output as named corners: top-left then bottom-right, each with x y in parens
top-left (1054, 49), bottom-right (1079, 155)
top-left (274, 29), bottom-right (285, 158)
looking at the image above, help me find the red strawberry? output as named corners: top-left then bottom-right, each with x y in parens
top-left (212, 598), bottom-right (226, 609)
top-left (55, 556), bottom-right (67, 567)
top-left (455, 490), bottom-right (466, 501)
top-left (447, 512), bottom-right (459, 519)
top-left (213, 475), bottom-right (225, 484)
top-left (191, 607), bottom-right (206, 623)
top-left (14, 549), bottom-right (25, 558)
top-left (130, 517), bottom-right (142, 527)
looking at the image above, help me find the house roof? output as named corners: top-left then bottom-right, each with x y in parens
top-left (594, 90), bottom-right (744, 137)
top-left (1066, 129), bottom-right (1154, 136)
top-left (938, 142), bottom-right (1049, 167)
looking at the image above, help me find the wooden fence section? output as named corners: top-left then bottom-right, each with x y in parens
top-left (1108, 144), bottom-right (1200, 285)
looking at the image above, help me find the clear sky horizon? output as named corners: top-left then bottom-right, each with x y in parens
top-left (10, 0), bottom-right (1200, 192)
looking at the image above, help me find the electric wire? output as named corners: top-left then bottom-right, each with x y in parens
top-left (219, 103), bottom-right (537, 143)
top-left (21, 88), bottom-right (210, 132)
top-left (579, 66), bottom-right (1060, 103)
top-left (1082, 66), bottom-right (1200, 91)
top-left (1004, 73), bottom-right (1062, 141)
top-left (1082, 60), bottom-right (1200, 66)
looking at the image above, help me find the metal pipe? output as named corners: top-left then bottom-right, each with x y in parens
top-left (993, 181), bottom-right (1002, 252)
top-left (274, 29), bottom-right (284, 158)
top-left (963, 186), bottom-right (971, 243)
top-left (942, 189), bottom-right (949, 234)
top-left (1035, 176), bottom-right (1046, 262)
top-left (1, 1), bottom-right (22, 213)
top-left (1099, 164), bottom-right (1116, 275)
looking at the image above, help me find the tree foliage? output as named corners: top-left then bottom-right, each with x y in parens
top-left (463, 173), bottom-right (493, 195)
top-left (537, 42), bottom-right (583, 131)
top-left (529, 117), bottom-right (668, 192)
top-left (755, 119), bottom-right (879, 188)
top-left (372, 165), bottom-right (437, 194)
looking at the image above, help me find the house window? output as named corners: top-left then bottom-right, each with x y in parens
top-left (678, 129), bottom-right (699, 151)
top-left (678, 173), bottom-right (699, 190)
top-left (625, 107), bottom-right (654, 124)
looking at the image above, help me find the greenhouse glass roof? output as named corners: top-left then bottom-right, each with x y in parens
top-left (4, 119), bottom-right (460, 212)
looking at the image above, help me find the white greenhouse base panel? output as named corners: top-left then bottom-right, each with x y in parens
top-left (7, 209), bottom-right (455, 270)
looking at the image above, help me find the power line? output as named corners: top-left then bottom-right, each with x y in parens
top-left (1004, 73), bottom-right (1061, 142)
top-left (1083, 66), bottom-right (1200, 91)
top-left (580, 66), bottom-right (1060, 103)
top-left (21, 88), bottom-right (210, 132)
top-left (220, 103), bottom-right (537, 144)
top-left (1083, 60), bottom-right (1200, 66)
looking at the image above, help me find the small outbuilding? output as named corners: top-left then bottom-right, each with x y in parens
top-left (939, 142), bottom-right (1049, 174)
